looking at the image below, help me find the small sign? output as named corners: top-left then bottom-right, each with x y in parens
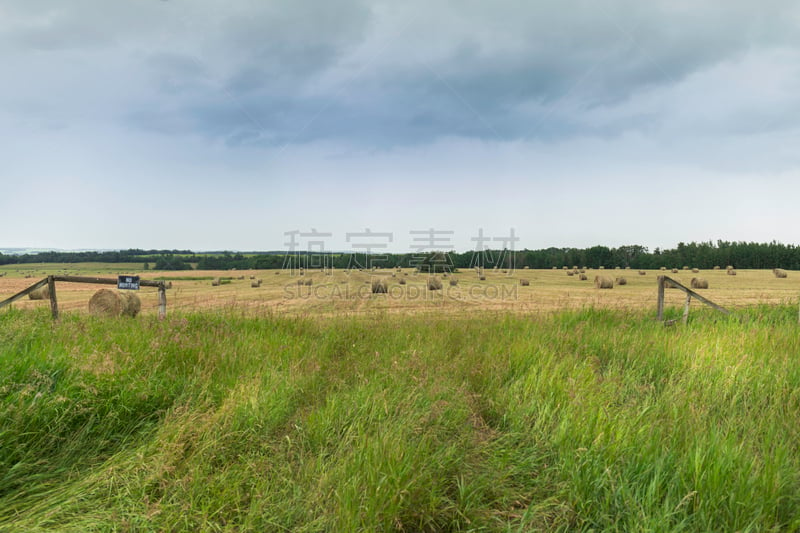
top-left (118, 275), bottom-right (140, 290)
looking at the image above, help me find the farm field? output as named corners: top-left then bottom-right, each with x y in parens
top-left (2, 306), bottom-right (800, 530)
top-left (1, 265), bottom-right (799, 318)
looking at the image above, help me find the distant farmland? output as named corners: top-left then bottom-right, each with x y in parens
top-left (1, 264), bottom-right (798, 318)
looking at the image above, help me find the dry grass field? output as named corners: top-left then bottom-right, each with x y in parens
top-left (2, 264), bottom-right (799, 317)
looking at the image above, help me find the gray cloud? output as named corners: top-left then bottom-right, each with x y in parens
top-left (2, 0), bottom-right (800, 148)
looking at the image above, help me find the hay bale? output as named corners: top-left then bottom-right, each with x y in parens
top-left (523, 266), bottom-right (530, 270)
top-left (594, 276), bottom-right (613, 289)
top-left (371, 279), bottom-right (388, 294)
top-left (713, 266), bottom-right (721, 270)
top-left (671, 268), bottom-right (679, 274)
top-left (691, 277), bottom-right (709, 289)
top-left (427, 277), bottom-right (443, 291)
top-left (249, 275), bottom-right (255, 280)
top-left (579, 273), bottom-right (588, 281)
top-left (660, 267), bottom-right (666, 271)
top-left (598, 266), bottom-right (605, 270)
top-left (399, 278), bottom-right (407, 285)
top-left (566, 271), bottom-right (574, 277)
top-left (211, 278), bottom-right (221, 286)
top-left (89, 289), bottom-right (140, 317)
top-left (28, 285), bottom-right (50, 300)
top-left (727, 269), bottom-right (737, 276)
top-left (638, 270), bottom-right (646, 275)
top-left (692, 268), bottom-right (700, 274)
top-left (579, 269), bottom-right (586, 274)
top-left (449, 278), bottom-right (458, 286)
top-left (519, 279), bottom-right (530, 286)
top-left (165, 281), bottom-right (173, 289)
top-left (774, 268), bottom-right (788, 278)
top-left (552, 266), bottom-right (557, 270)
top-left (615, 277), bottom-right (627, 286)
top-left (562, 266), bottom-right (568, 270)
top-left (479, 275), bottom-right (486, 281)
top-left (251, 280), bottom-right (261, 288)
top-left (304, 278), bottom-right (313, 286)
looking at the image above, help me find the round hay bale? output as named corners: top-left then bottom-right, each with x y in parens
top-left (89, 289), bottom-right (140, 317)
top-left (249, 275), bottom-right (255, 280)
top-left (671, 268), bottom-right (679, 274)
top-left (427, 277), bottom-right (443, 291)
top-left (692, 268), bottom-right (700, 274)
top-left (598, 266), bottom-right (605, 270)
top-left (691, 277), bottom-right (709, 289)
top-left (682, 266), bottom-right (690, 270)
top-left (479, 275), bottom-right (486, 281)
top-left (615, 277), bottom-right (627, 286)
top-left (660, 266), bottom-right (666, 271)
top-left (523, 266), bottom-right (530, 269)
top-left (713, 266), bottom-right (721, 270)
top-left (566, 271), bottom-right (574, 277)
top-left (449, 278), bottom-right (458, 286)
top-left (579, 273), bottom-right (588, 281)
top-left (165, 281), bottom-right (173, 289)
top-left (28, 285), bottom-right (50, 300)
top-left (251, 280), bottom-right (261, 288)
top-left (638, 270), bottom-right (646, 275)
top-left (519, 279), bottom-right (530, 286)
top-left (595, 276), bottom-right (613, 289)
top-left (579, 269), bottom-right (586, 274)
top-left (774, 268), bottom-right (788, 278)
top-left (399, 278), bottom-right (407, 285)
top-left (120, 292), bottom-right (141, 317)
top-left (371, 279), bottom-right (388, 294)
top-left (304, 278), bottom-right (313, 286)
top-left (211, 278), bottom-right (221, 286)
top-left (727, 269), bottom-right (737, 276)
top-left (552, 266), bottom-right (557, 270)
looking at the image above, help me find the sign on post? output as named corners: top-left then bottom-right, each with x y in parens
top-left (117, 275), bottom-right (140, 290)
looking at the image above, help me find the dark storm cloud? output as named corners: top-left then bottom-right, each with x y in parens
top-left (2, 0), bottom-right (799, 146)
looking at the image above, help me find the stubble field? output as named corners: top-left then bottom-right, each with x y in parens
top-left (2, 264), bottom-right (798, 318)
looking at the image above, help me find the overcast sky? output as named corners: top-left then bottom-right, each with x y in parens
top-left (2, 1), bottom-right (799, 253)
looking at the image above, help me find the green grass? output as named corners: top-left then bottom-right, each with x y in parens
top-left (1, 306), bottom-right (800, 531)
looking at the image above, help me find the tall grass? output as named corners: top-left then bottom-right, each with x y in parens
top-left (1, 306), bottom-right (800, 530)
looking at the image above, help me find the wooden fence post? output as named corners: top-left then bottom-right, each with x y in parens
top-left (657, 276), bottom-right (665, 321)
top-left (158, 284), bottom-right (167, 319)
top-left (48, 276), bottom-right (58, 320)
top-left (682, 293), bottom-right (691, 325)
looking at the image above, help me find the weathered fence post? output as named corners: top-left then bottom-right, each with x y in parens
top-left (657, 276), bottom-right (666, 320)
top-left (158, 284), bottom-right (167, 319)
top-left (48, 275), bottom-right (58, 320)
top-left (682, 293), bottom-right (691, 325)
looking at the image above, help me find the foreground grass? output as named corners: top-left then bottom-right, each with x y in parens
top-left (1, 307), bottom-right (800, 531)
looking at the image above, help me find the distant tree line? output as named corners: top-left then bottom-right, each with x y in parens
top-left (2, 241), bottom-right (800, 271)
